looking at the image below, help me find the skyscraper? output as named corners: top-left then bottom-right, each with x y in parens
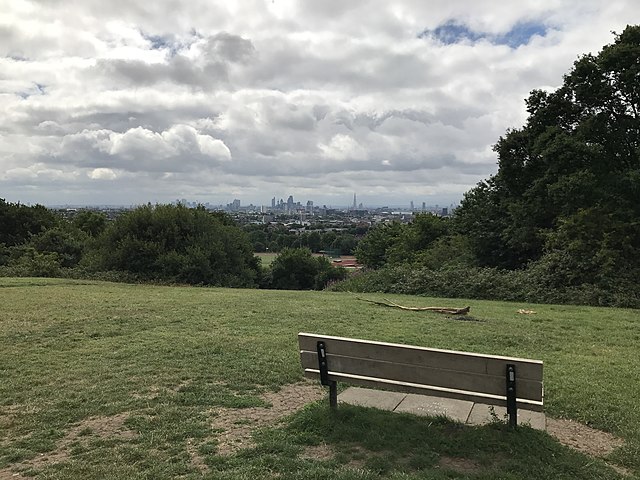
top-left (352, 193), bottom-right (357, 210)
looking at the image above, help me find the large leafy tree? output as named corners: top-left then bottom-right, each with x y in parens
top-left (455, 26), bottom-right (640, 279)
top-left (355, 214), bottom-right (449, 268)
top-left (355, 222), bottom-right (406, 268)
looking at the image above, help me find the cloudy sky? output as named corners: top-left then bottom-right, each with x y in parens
top-left (1, 1), bottom-right (637, 207)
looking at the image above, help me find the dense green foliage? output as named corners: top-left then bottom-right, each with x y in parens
top-left (265, 247), bottom-right (347, 290)
top-left (0, 201), bottom-right (261, 287)
top-left (0, 201), bottom-right (346, 290)
top-left (87, 204), bottom-right (260, 286)
top-left (347, 27), bottom-right (640, 307)
top-left (244, 223), bottom-right (361, 254)
top-left (331, 264), bottom-right (638, 307)
top-left (457, 26), bottom-right (640, 275)
top-left (0, 199), bottom-right (95, 277)
top-left (0, 198), bottom-right (59, 247)
top-left (355, 214), bottom-right (450, 268)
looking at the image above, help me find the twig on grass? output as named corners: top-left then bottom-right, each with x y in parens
top-left (357, 297), bottom-right (471, 315)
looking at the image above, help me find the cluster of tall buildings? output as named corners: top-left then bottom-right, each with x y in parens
top-left (178, 194), bottom-right (453, 216)
top-left (270, 195), bottom-right (311, 213)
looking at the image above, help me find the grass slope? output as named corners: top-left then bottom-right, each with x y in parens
top-left (0, 278), bottom-right (638, 479)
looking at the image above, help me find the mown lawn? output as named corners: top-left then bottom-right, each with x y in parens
top-left (0, 277), bottom-right (638, 479)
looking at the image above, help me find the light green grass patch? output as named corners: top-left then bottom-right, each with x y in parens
top-left (255, 252), bottom-right (279, 267)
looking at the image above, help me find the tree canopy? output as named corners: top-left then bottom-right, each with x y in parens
top-left (355, 214), bottom-right (449, 268)
top-left (454, 26), bottom-right (640, 286)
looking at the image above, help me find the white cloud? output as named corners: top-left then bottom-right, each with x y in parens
top-left (88, 168), bottom-right (118, 180)
top-left (1, 0), bottom-right (638, 206)
top-left (320, 134), bottom-right (367, 161)
top-left (55, 125), bottom-right (231, 172)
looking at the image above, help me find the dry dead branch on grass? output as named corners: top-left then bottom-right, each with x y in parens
top-left (358, 297), bottom-right (471, 315)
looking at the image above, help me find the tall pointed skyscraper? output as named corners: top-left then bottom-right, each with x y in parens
top-left (352, 193), bottom-right (357, 210)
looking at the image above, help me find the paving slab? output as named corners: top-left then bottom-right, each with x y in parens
top-left (467, 403), bottom-right (546, 430)
top-left (393, 393), bottom-right (474, 422)
top-left (338, 387), bottom-right (406, 410)
top-left (337, 388), bottom-right (547, 431)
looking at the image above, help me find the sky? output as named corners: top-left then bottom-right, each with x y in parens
top-left (1, 1), bottom-right (637, 207)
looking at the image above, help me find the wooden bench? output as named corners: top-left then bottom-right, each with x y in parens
top-left (298, 333), bottom-right (543, 427)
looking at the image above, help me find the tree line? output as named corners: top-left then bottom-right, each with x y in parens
top-left (243, 223), bottom-right (361, 255)
top-left (0, 201), bottom-right (346, 290)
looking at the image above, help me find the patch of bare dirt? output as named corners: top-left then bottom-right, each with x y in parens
top-left (0, 404), bottom-right (40, 431)
top-left (342, 445), bottom-right (368, 469)
top-left (547, 418), bottom-right (631, 476)
top-left (0, 413), bottom-right (137, 478)
top-left (0, 469), bottom-right (27, 480)
top-left (186, 438), bottom-right (209, 474)
top-left (438, 456), bottom-right (482, 474)
top-left (300, 444), bottom-right (334, 461)
top-left (210, 382), bottom-right (325, 455)
top-left (132, 379), bottom-right (195, 400)
top-left (547, 418), bottom-right (624, 458)
top-left (131, 386), bottom-right (162, 400)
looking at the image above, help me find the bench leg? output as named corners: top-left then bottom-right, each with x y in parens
top-left (329, 381), bottom-right (337, 410)
top-left (506, 364), bottom-right (517, 428)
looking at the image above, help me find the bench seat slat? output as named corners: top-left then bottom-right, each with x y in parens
top-left (300, 350), bottom-right (543, 402)
top-left (299, 333), bottom-right (543, 381)
top-left (303, 369), bottom-right (545, 412)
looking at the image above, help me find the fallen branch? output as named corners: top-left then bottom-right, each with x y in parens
top-left (357, 297), bottom-right (471, 315)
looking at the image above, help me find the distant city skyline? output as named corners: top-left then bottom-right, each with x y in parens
top-left (44, 191), bottom-right (462, 210)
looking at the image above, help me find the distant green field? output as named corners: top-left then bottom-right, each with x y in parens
top-left (255, 251), bottom-right (279, 267)
top-left (1, 278), bottom-right (638, 479)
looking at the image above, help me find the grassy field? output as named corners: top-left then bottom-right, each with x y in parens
top-left (1, 277), bottom-right (639, 479)
top-left (255, 252), bottom-right (279, 267)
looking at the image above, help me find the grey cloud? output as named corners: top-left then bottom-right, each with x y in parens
top-left (93, 32), bottom-right (254, 89)
top-left (261, 100), bottom-right (317, 132)
top-left (202, 32), bottom-right (255, 63)
top-left (94, 55), bottom-right (226, 88)
top-left (247, 39), bottom-right (442, 93)
top-left (351, 109), bottom-right (436, 130)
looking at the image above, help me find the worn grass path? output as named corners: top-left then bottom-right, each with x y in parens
top-left (0, 277), bottom-right (638, 479)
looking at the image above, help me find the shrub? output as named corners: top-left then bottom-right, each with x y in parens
top-left (329, 263), bottom-right (640, 308)
top-left (88, 204), bottom-right (259, 287)
top-left (1, 247), bottom-right (63, 277)
top-left (267, 248), bottom-right (347, 290)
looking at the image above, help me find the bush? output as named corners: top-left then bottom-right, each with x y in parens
top-left (87, 204), bottom-right (260, 287)
top-left (266, 248), bottom-right (347, 290)
top-left (28, 227), bottom-right (86, 268)
top-left (329, 263), bottom-right (640, 308)
top-left (1, 247), bottom-right (63, 277)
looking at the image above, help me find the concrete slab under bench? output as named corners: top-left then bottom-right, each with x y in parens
top-left (338, 387), bottom-right (546, 430)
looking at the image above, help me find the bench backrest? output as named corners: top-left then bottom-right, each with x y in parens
top-left (299, 333), bottom-right (544, 411)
